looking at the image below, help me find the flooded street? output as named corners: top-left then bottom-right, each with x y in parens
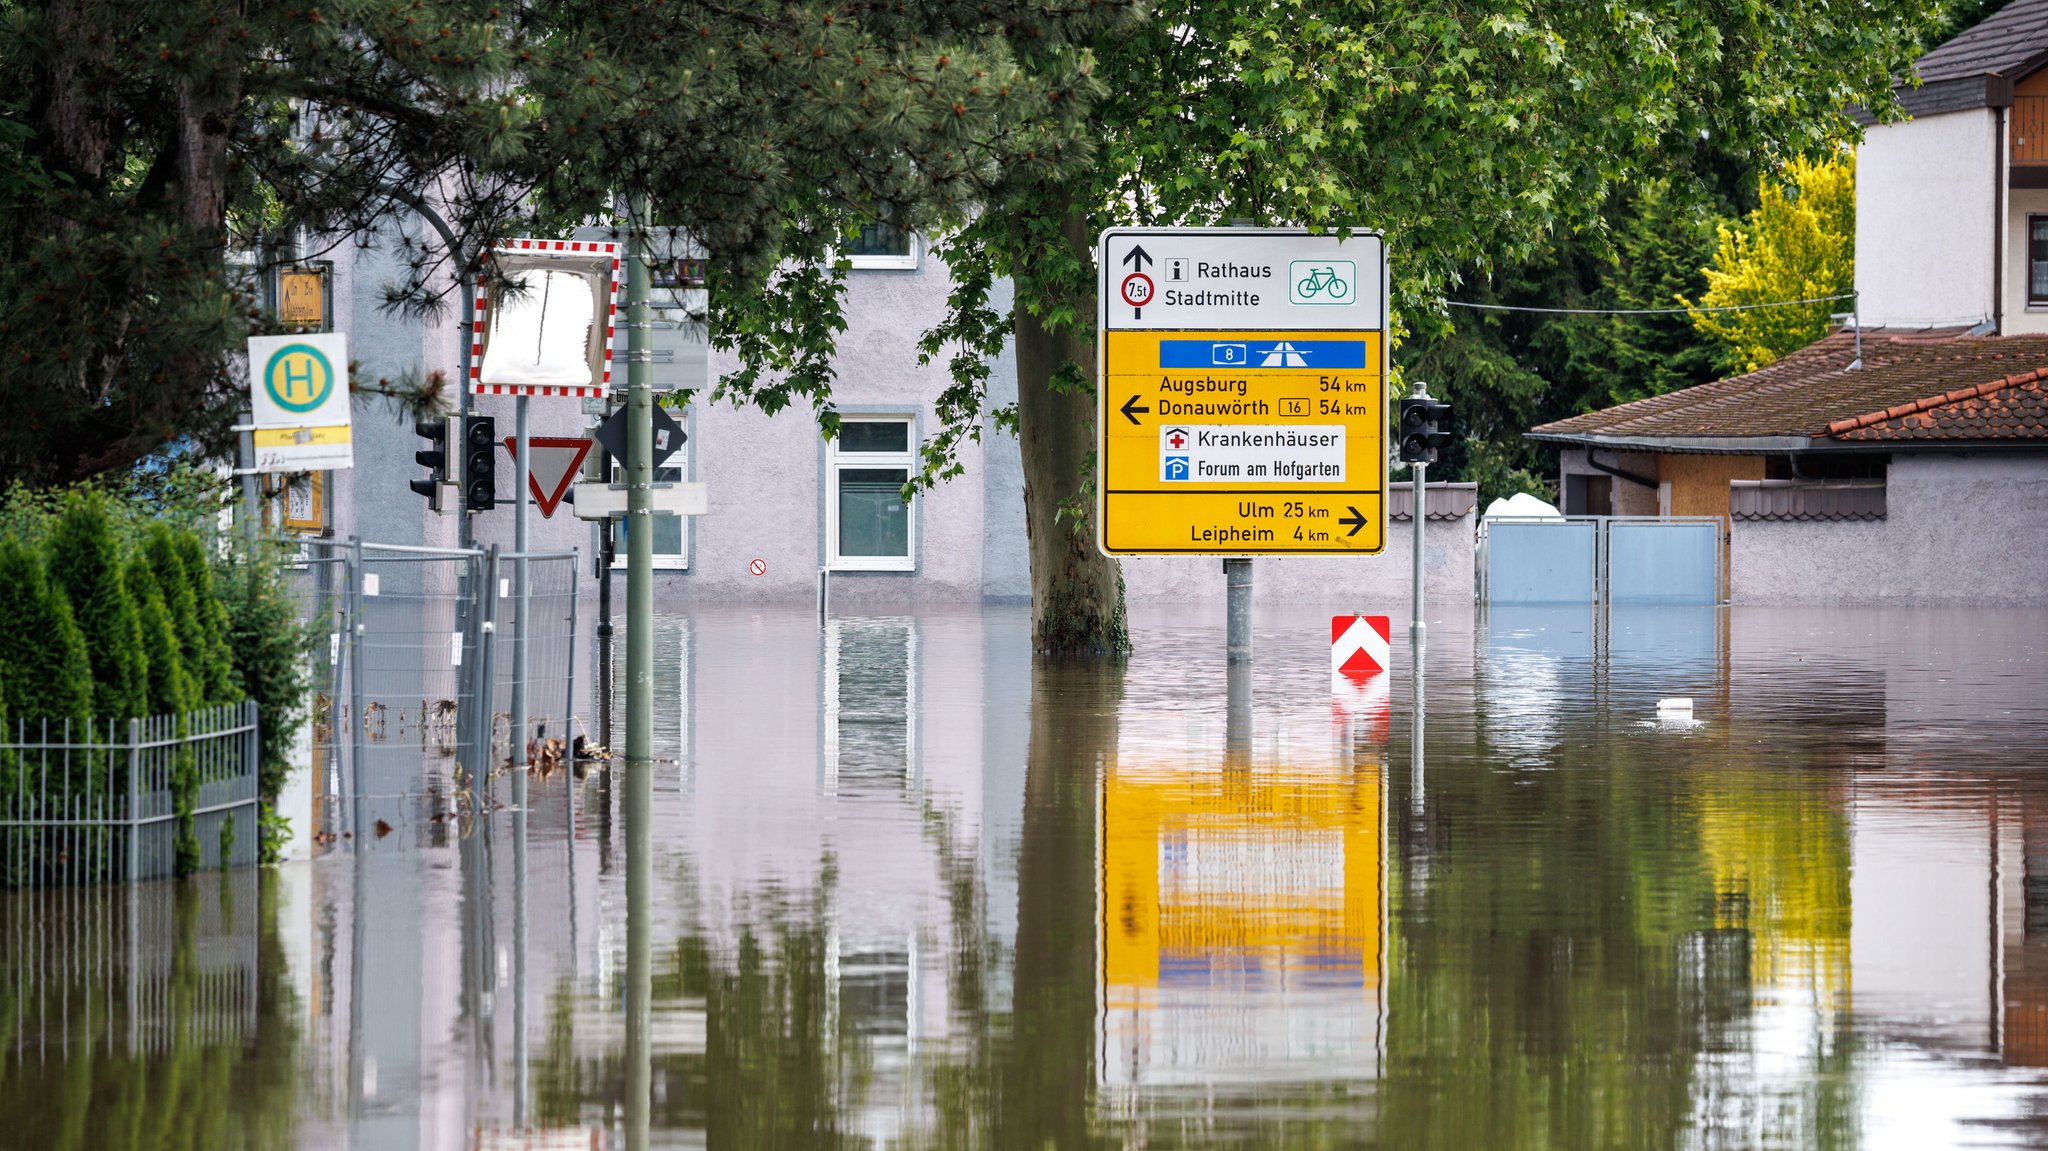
top-left (5, 604), bottom-right (2048, 1149)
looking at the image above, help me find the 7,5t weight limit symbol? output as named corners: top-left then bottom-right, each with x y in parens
top-left (1120, 272), bottom-right (1154, 320)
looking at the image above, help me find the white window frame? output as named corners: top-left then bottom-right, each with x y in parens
top-left (611, 446), bottom-right (691, 570)
top-left (844, 224), bottom-right (922, 271)
top-left (826, 416), bottom-right (917, 572)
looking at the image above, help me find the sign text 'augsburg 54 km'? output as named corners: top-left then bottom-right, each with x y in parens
top-left (1097, 227), bottom-right (1388, 555)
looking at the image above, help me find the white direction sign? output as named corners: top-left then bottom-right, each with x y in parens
top-left (1101, 228), bottom-right (1384, 331)
top-left (1097, 227), bottom-right (1389, 556)
top-left (247, 332), bottom-right (353, 472)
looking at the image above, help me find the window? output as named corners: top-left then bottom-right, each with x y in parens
top-left (826, 418), bottom-right (915, 571)
top-left (611, 431), bottom-right (692, 569)
top-left (845, 212), bottom-right (920, 271)
top-left (2032, 216), bottom-right (2048, 305)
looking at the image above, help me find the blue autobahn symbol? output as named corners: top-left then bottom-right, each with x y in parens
top-left (1159, 340), bottom-right (1367, 369)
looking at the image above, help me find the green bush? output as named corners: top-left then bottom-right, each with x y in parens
top-left (218, 544), bottom-right (312, 863)
top-left (147, 525), bottom-right (237, 707)
top-left (128, 554), bottom-right (202, 875)
top-left (0, 537), bottom-right (93, 736)
top-left (5, 469), bottom-right (311, 871)
top-left (172, 530), bottom-right (241, 707)
top-left (42, 491), bottom-right (148, 723)
top-left (0, 538), bottom-right (97, 885)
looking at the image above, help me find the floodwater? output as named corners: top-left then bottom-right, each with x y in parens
top-left (5, 603), bottom-right (2048, 1150)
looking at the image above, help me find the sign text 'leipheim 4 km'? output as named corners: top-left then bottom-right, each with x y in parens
top-left (1097, 227), bottom-right (1388, 555)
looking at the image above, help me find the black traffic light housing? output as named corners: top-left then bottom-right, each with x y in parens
top-left (1398, 398), bottom-right (1453, 465)
top-left (464, 414), bottom-right (498, 512)
top-left (409, 416), bottom-right (449, 511)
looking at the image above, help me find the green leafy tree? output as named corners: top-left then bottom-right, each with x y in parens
top-left (43, 491), bottom-right (147, 721)
top-left (711, 0), bottom-right (1946, 651)
top-left (127, 554), bottom-right (201, 873)
top-left (1399, 176), bottom-right (1735, 504)
top-left (1687, 155), bottom-right (1856, 372)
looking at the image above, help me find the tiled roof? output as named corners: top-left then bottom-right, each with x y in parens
top-left (1913, 0), bottom-right (2048, 84)
top-left (1527, 328), bottom-right (2048, 446)
top-left (1828, 368), bottom-right (2048, 440)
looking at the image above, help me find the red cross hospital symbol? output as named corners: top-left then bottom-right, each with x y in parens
top-left (1167, 430), bottom-right (1186, 449)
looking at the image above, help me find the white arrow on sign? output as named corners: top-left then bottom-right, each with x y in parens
top-left (500, 436), bottom-right (592, 518)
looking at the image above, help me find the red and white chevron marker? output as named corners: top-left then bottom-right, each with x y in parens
top-left (1331, 614), bottom-right (1392, 680)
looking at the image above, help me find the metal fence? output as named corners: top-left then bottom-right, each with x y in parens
top-left (1478, 515), bottom-right (1724, 604)
top-left (0, 702), bottom-right (261, 887)
top-left (293, 538), bottom-right (579, 845)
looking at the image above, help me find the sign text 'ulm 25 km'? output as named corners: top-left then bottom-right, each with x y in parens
top-left (1097, 227), bottom-right (1388, 555)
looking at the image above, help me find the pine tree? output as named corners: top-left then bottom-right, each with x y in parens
top-left (172, 530), bottom-right (240, 704)
top-left (124, 556), bottom-right (194, 719)
top-left (0, 537), bottom-right (93, 734)
top-left (42, 491), bottom-right (146, 721)
top-left (146, 525), bottom-right (229, 706)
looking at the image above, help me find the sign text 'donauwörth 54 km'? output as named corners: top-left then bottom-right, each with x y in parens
top-left (1097, 228), bottom-right (1387, 556)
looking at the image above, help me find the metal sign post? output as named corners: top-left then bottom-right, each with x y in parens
top-left (1096, 227), bottom-right (1389, 664)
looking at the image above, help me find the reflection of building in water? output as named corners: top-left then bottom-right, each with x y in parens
top-left (1099, 757), bottom-right (1384, 1088)
top-left (824, 618), bottom-right (917, 796)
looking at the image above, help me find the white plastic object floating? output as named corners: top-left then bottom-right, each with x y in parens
top-left (1656, 697), bottom-right (1693, 712)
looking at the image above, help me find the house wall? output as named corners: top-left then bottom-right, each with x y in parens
top-left (328, 220), bottom-right (1031, 604)
top-left (1656, 453), bottom-right (1764, 520)
top-left (1857, 109), bottom-right (2000, 328)
top-left (1556, 447), bottom-right (1658, 516)
top-left (1731, 453), bottom-right (2048, 603)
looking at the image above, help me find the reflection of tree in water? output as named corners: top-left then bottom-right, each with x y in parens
top-left (536, 860), bottom-right (873, 1148)
top-left (1383, 710), bottom-right (1860, 1150)
top-left (0, 873), bottom-right (301, 1149)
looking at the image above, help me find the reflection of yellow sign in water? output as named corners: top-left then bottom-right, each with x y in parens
top-left (1099, 759), bottom-right (1384, 1086)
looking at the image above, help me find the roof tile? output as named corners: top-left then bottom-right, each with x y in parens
top-left (1531, 327), bottom-right (2048, 448)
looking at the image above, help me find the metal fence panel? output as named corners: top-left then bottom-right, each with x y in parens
top-left (1607, 520), bottom-right (1721, 605)
top-left (1482, 519), bottom-right (1599, 604)
top-left (0, 702), bottom-right (260, 887)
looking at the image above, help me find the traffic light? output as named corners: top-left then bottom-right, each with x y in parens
top-left (1398, 398), bottom-right (1453, 465)
top-left (464, 414), bottom-right (498, 512)
top-left (409, 416), bottom-right (449, 511)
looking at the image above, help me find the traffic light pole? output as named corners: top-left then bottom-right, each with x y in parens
top-left (622, 194), bottom-right (654, 1151)
top-left (1409, 381), bottom-right (1430, 650)
top-left (626, 198), bottom-right (654, 763)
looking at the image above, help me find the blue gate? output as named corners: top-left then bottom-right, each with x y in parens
top-left (1479, 516), bottom-right (1722, 604)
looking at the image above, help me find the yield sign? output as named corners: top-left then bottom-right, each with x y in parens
top-left (501, 436), bottom-right (592, 518)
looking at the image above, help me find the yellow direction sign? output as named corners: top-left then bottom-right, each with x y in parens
top-left (1097, 228), bottom-right (1387, 556)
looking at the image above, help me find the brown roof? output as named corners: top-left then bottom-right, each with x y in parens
top-left (1914, 0), bottom-right (2048, 85)
top-left (1527, 328), bottom-right (2048, 448)
top-left (1829, 368), bottom-right (2048, 441)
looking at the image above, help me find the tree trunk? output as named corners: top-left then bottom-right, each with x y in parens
top-left (1015, 211), bottom-right (1129, 655)
top-left (998, 658), bottom-right (1120, 1149)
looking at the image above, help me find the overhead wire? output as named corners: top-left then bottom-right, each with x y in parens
top-left (1438, 292), bottom-right (1855, 317)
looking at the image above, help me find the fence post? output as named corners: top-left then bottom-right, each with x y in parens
top-left (476, 546), bottom-right (502, 800)
top-left (245, 700), bottom-right (260, 865)
top-left (348, 538), bottom-right (367, 843)
top-left (565, 553), bottom-right (580, 832)
top-left (126, 717), bottom-right (141, 883)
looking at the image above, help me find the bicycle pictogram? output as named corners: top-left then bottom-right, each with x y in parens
top-left (1295, 265), bottom-right (1350, 300)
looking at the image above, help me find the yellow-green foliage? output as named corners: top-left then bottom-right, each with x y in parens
top-left (1687, 155), bottom-right (1856, 373)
